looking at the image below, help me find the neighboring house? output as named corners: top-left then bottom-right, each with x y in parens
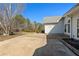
top-left (43, 4), bottom-right (79, 40)
top-left (43, 16), bottom-right (64, 34)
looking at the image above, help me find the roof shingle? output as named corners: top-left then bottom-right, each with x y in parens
top-left (43, 16), bottom-right (62, 24)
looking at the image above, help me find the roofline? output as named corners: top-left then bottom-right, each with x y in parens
top-left (64, 4), bottom-right (78, 16)
top-left (43, 17), bottom-right (64, 25)
top-left (43, 16), bottom-right (63, 24)
top-left (43, 23), bottom-right (58, 25)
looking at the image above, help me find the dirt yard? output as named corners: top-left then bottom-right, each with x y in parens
top-left (0, 32), bottom-right (24, 41)
top-left (0, 33), bottom-right (46, 56)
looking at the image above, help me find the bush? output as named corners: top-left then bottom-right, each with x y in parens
top-left (9, 32), bottom-right (15, 35)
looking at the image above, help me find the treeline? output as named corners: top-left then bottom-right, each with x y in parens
top-left (0, 4), bottom-right (44, 35)
top-left (14, 15), bottom-right (44, 33)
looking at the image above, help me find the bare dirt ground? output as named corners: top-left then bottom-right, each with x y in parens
top-left (0, 32), bottom-right (24, 41)
top-left (0, 33), bottom-right (46, 56)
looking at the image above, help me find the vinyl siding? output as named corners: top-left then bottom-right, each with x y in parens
top-left (45, 19), bottom-right (64, 34)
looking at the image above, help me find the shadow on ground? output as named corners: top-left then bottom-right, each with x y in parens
top-left (33, 34), bottom-right (73, 56)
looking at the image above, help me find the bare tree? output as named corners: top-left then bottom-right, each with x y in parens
top-left (0, 3), bottom-right (24, 35)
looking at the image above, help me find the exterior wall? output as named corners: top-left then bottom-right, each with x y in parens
top-left (45, 19), bottom-right (64, 34)
top-left (45, 24), bottom-right (55, 34)
top-left (72, 16), bottom-right (79, 40)
top-left (64, 16), bottom-right (71, 36)
top-left (71, 16), bottom-right (77, 39)
top-left (64, 15), bottom-right (79, 40)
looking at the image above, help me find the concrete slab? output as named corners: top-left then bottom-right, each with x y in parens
top-left (33, 39), bottom-right (76, 56)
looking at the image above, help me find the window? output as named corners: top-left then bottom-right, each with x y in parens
top-left (64, 24), bottom-right (70, 33)
top-left (77, 19), bottom-right (79, 37)
top-left (68, 20), bottom-right (70, 23)
top-left (64, 20), bottom-right (70, 33)
top-left (67, 20), bottom-right (70, 33)
top-left (65, 24), bottom-right (66, 32)
top-left (68, 24), bottom-right (70, 33)
top-left (64, 24), bottom-right (67, 32)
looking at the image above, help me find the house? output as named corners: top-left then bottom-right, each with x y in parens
top-left (43, 4), bottom-right (79, 40)
top-left (43, 16), bottom-right (64, 34)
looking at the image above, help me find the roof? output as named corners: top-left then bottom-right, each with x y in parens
top-left (43, 16), bottom-right (62, 24)
top-left (64, 4), bottom-right (79, 16)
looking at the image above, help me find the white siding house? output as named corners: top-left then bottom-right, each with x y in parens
top-left (64, 4), bottom-right (79, 40)
top-left (43, 16), bottom-right (64, 35)
top-left (43, 4), bottom-right (79, 40)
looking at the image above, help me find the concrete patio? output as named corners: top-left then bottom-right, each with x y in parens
top-left (33, 39), bottom-right (76, 56)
